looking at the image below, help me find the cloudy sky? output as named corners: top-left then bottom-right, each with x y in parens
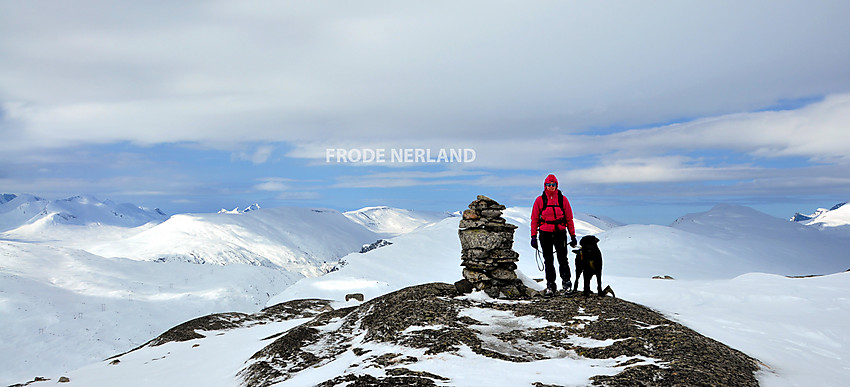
top-left (2, 1), bottom-right (849, 224)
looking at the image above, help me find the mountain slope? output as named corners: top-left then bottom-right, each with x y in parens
top-left (64, 283), bottom-right (759, 387)
top-left (0, 240), bottom-right (301, 385)
top-left (87, 207), bottom-right (380, 277)
top-left (5, 201), bottom-right (850, 386)
top-left (343, 206), bottom-right (454, 237)
top-left (659, 204), bottom-right (848, 277)
top-left (274, 205), bottom-right (847, 308)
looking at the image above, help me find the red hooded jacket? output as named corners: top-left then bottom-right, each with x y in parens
top-left (531, 174), bottom-right (576, 237)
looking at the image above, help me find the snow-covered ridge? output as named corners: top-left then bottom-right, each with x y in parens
top-left (1, 199), bottom-right (452, 385)
top-left (3, 198), bottom-right (850, 386)
top-left (0, 193), bottom-right (167, 233)
top-left (218, 203), bottom-right (261, 214)
top-left (343, 206), bottom-right (455, 237)
top-left (790, 201), bottom-right (850, 238)
top-left (791, 201), bottom-right (847, 222)
top-left (88, 207), bottom-right (380, 277)
top-left (792, 201), bottom-right (850, 227)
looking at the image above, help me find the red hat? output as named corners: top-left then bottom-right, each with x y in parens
top-left (544, 174), bottom-right (558, 187)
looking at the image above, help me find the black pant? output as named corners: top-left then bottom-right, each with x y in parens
top-left (539, 230), bottom-right (571, 286)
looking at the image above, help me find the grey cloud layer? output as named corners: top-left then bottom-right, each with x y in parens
top-left (2, 1), bottom-right (850, 206)
top-left (2, 1), bottom-right (849, 149)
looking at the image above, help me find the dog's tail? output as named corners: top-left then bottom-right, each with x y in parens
top-left (601, 285), bottom-right (616, 298)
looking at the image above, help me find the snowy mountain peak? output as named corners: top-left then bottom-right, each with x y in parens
top-left (791, 202), bottom-right (848, 222)
top-left (0, 193), bottom-right (168, 233)
top-left (790, 212), bottom-right (815, 222)
top-left (790, 207), bottom-right (832, 222)
top-left (61, 194), bottom-right (102, 205)
top-left (792, 201), bottom-right (850, 234)
top-left (0, 193), bottom-right (18, 205)
top-left (218, 203), bottom-right (262, 214)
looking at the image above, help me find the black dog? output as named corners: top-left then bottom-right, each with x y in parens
top-left (572, 235), bottom-right (615, 297)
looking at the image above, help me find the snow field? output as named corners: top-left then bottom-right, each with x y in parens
top-left (1, 201), bottom-right (848, 386)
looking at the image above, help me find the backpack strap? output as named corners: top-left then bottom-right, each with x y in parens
top-left (539, 190), bottom-right (567, 226)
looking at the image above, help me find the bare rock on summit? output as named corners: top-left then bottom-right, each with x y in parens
top-left (106, 283), bottom-right (760, 387)
top-left (233, 283), bottom-right (758, 386)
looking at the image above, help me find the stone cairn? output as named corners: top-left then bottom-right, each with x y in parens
top-left (456, 195), bottom-right (534, 299)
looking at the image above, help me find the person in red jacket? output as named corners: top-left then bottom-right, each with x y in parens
top-left (530, 174), bottom-right (577, 296)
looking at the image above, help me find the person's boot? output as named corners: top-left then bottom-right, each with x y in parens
top-left (544, 282), bottom-right (556, 297)
top-left (562, 280), bottom-right (572, 294)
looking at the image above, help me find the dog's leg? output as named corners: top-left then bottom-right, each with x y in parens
top-left (601, 285), bottom-right (616, 298)
top-left (597, 268), bottom-right (603, 296)
top-left (572, 254), bottom-right (581, 293)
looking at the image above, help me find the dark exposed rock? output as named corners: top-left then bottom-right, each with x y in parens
top-left (147, 298), bottom-right (333, 346)
top-left (315, 373), bottom-right (438, 387)
top-left (454, 278), bottom-right (474, 294)
top-left (7, 376), bottom-right (50, 387)
top-left (101, 282), bottom-right (759, 387)
top-left (345, 293), bottom-right (365, 302)
top-left (231, 283), bottom-right (760, 386)
top-left (458, 195), bottom-right (532, 299)
top-left (361, 239), bottom-right (393, 253)
top-left (105, 299), bottom-right (334, 361)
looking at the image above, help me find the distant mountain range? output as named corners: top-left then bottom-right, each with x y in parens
top-left (2, 194), bottom-right (850, 385)
top-left (218, 203), bottom-right (262, 214)
top-left (0, 193), bottom-right (167, 233)
top-left (790, 201), bottom-right (850, 237)
top-left (791, 201), bottom-right (848, 223)
top-left (87, 207), bottom-right (383, 277)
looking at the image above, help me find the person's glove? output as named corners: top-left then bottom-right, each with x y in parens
top-left (569, 235), bottom-right (578, 248)
top-left (530, 236), bottom-right (538, 249)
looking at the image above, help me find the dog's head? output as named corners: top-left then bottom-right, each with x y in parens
top-left (580, 235), bottom-right (599, 248)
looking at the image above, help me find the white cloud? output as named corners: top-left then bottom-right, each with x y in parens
top-left (253, 180), bottom-right (290, 192)
top-left (2, 1), bottom-right (850, 152)
top-left (235, 145), bottom-right (275, 164)
top-left (603, 93), bottom-right (850, 163)
top-left (560, 156), bottom-right (753, 184)
top-left (253, 177), bottom-right (318, 200)
top-left (285, 93), bottom-right (850, 174)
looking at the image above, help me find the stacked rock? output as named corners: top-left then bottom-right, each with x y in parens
top-left (456, 195), bottom-right (533, 299)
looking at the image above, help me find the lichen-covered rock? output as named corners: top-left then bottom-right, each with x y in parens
top-left (107, 299), bottom-right (334, 360)
top-left (458, 196), bottom-right (530, 299)
top-left (103, 283), bottom-right (760, 386)
top-left (230, 283), bottom-right (760, 386)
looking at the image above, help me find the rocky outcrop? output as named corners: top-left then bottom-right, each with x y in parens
top-left (116, 283), bottom-right (760, 386)
top-left (457, 195), bottom-right (534, 299)
top-left (108, 299), bottom-right (334, 359)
